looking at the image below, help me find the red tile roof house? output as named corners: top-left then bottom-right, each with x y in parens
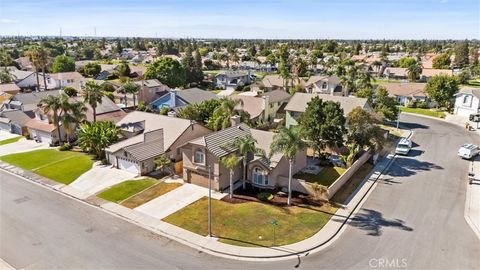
top-left (105, 111), bottom-right (211, 175)
top-left (378, 82), bottom-right (433, 107)
top-left (25, 108), bottom-right (67, 144)
top-left (180, 122), bottom-right (307, 192)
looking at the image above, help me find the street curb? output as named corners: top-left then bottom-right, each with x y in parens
top-left (464, 181), bottom-right (480, 240)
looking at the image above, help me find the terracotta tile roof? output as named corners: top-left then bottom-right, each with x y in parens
top-left (25, 119), bottom-right (56, 133)
top-left (378, 82), bottom-right (427, 98)
top-left (0, 83), bottom-right (20, 94)
top-left (421, 68), bottom-right (453, 77)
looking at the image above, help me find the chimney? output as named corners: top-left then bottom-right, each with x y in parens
top-left (169, 89), bottom-right (177, 108)
top-left (262, 95), bottom-right (269, 121)
top-left (230, 115), bottom-right (241, 126)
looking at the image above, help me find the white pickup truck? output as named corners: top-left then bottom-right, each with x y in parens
top-left (458, 144), bottom-right (480, 159)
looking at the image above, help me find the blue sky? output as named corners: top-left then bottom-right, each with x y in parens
top-left (0, 0), bottom-right (478, 39)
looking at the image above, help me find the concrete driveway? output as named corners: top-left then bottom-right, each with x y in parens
top-left (135, 183), bottom-right (226, 220)
top-left (0, 138), bottom-right (50, 156)
top-left (0, 131), bottom-right (19, 141)
top-left (69, 162), bottom-right (136, 197)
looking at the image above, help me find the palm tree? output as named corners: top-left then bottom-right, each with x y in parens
top-left (119, 81), bottom-right (140, 107)
top-left (220, 154), bottom-right (242, 199)
top-left (37, 46), bottom-right (49, 91)
top-left (62, 101), bottom-right (87, 143)
top-left (208, 98), bottom-right (242, 131)
top-left (38, 93), bottom-right (70, 145)
top-left (270, 126), bottom-right (306, 205)
top-left (83, 80), bottom-right (104, 122)
top-left (225, 135), bottom-right (259, 189)
top-left (407, 63), bottom-right (422, 82)
top-left (77, 121), bottom-right (118, 159)
top-left (26, 48), bottom-right (41, 91)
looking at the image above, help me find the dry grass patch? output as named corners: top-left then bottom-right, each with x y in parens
top-left (120, 182), bottom-right (181, 209)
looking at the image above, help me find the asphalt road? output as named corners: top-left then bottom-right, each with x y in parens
top-left (1, 114), bottom-right (479, 269)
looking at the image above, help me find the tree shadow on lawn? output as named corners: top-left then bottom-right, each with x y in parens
top-left (385, 157), bottom-right (443, 178)
top-left (342, 208), bottom-right (413, 236)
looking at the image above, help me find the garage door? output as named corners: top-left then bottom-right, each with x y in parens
top-left (189, 171), bottom-right (209, 188)
top-left (37, 132), bottom-right (52, 144)
top-left (455, 107), bottom-right (475, 118)
top-left (118, 158), bottom-right (139, 174)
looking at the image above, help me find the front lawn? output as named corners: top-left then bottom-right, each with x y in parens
top-left (295, 166), bottom-right (347, 187)
top-left (121, 182), bottom-right (181, 208)
top-left (164, 197), bottom-right (337, 247)
top-left (0, 149), bottom-right (94, 184)
top-left (97, 178), bottom-right (158, 203)
top-left (400, 107), bottom-right (445, 118)
top-left (0, 136), bottom-right (23, 146)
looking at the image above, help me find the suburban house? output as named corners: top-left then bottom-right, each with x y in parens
top-left (0, 83), bottom-right (21, 103)
top-left (4, 90), bottom-right (62, 113)
top-left (105, 111), bottom-right (211, 175)
top-left (71, 96), bottom-right (126, 123)
top-left (180, 122), bottom-right (307, 192)
top-left (15, 57), bottom-right (33, 71)
top-left (48, 72), bottom-right (85, 89)
top-left (25, 108), bottom-right (66, 144)
top-left (96, 64), bottom-right (119, 80)
top-left (383, 67), bottom-right (408, 80)
top-left (454, 87), bottom-right (480, 118)
top-left (304, 75), bottom-right (344, 95)
top-left (284, 93), bottom-right (370, 128)
top-left (0, 110), bottom-right (31, 135)
top-left (113, 79), bottom-right (169, 107)
top-left (214, 70), bottom-right (252, 90)
top-left (150, 88), bottom-right (219, 112)
top-left (378, 82), bottom-right (431, 107)
top-left (232, 90), bottom-right (291, 123)
top-left (7, 67), bottom-right (38, 90)
top-left (261, 75), bottom-right (292, 91)
top-left (420, 68), bottom-right (453, 82)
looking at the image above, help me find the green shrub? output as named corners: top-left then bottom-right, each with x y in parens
top-left (59, 143), bottom-right (72, 151)
top-left (257, 192), bottom-right (274, 202)
top-left (416, 101), bottom-right (429, 109)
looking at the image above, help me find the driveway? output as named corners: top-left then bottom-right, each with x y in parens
top-left (0, 138), bottom-right (50, 156)
top-left (69, 162), bottom-right (136, 197)
top-left (0, 131), bottom-right (19, 141)
top-left (135, 183), bottom-right (226, 219)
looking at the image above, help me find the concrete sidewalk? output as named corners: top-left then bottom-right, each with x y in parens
top-left (466, 158), bottom-right (480, 239)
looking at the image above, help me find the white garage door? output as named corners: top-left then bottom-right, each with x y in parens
top-left (37, 132), bottom-right (52, 144)
top-left (455, 107), bottom-right (475, 118)
top-left (118, 158), bottom-right (139, 174)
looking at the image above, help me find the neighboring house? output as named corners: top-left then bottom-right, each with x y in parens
top-left (15, 57), bottom-right (33, 71)
top-left (49, 72), bottom-right (85, 89)
top-left (383, 67), bottom-right (408, 80)
top-left (71, 96), bottom-right (126, 123)
top-left (454, 87), bottom-right (480, 118)
top-left (304, 75), bottom-right (344, 95)
top-left (284, 93), bottom-right (370, 128)
top-left (181, 122), bottom-right (307, 191)
top-left (378, 82), bottom-right (431, 107)
top-left (113, 79), bottom-right (169, 107)
top-left (0, 110), bottom-right (31, 135)
top-left (4, 90), bottom-right (62, 113)
top-left (0, 83), bottom-right (21, 103)
top-left (420, 68), bottom-right (453, 82)
top-left (25, 108), bottom-right (66, 144)
top-left (214, 70), bottom-right (252, 90)
top-left (105, 111), bottom-right (211, 175)
top-left (233, 90), bottom-right (291, 122)
top-left (96, 64), bottom-right (119, 80)
top-left (8, 67), bottom-right (38, 90)
top-left (150, 88), bottom-right (219, 112)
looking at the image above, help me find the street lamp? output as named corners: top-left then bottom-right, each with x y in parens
top-left (195, 165), bottom-right (212, 237)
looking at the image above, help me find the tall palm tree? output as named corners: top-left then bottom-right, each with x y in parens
top-left (220, 154), bottom-right (242, 199)
top-left (208, 98), bottom-right (242, 131)
top-left (407, 63), bottom-right (422, 82)
top-left (83, 80), bottom-right (104, 122)
top-left (119, 81), bottom-right (141, 107)
top-left (38, 93), bottom-right (70, 145)
top-left (37, 46), bottom-right (50, 91)
top-left (270, 126), bottom-right (306, 205)
top-left (225, 135), bottom-right (259, 189)
top-left (62, 101), bottom-right (87, 142)
top-left (26, 48), bottom-right (41, 91)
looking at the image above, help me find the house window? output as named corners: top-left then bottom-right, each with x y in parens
top-left (252, 167), bottom-right (268, 186)
top-left (194, 150), bottom-right (204, 164)
top-left (463, 95), bottom-right (471, 106)
top-left (322, 82), bottom-right (327, 89)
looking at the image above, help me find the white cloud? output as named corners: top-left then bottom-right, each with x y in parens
top-left (440, 0), bottom-right (448, 3)
top-left (1, 18), bottom-right (19, 24)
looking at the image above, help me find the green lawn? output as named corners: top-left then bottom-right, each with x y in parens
top-left (0, 149), bottom-right (94, 184)
top-left (97, 179), bottom-right (158, 203)
top-left (400, 107), bottom-right (446, 118)
top-left (0, 136), bottom-right (23, 146)
top-left (163, 197), bottom-right (337, 247)
top-left (464, 80), bottom-right (480, 88)
top-left (294, 166), bottom-right (347, 187)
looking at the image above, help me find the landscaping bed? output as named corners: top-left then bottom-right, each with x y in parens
top-left (163, 197), bottom-right (337, 247)
top-left (97, 178), bottom-right (158, 203)
top-left (120, 182), bottom-right (181, 208)
top-left (0, 149), bottom-right (93, 184)
top-left (294, 166), bottom-right (347, 187)
top-left (0, 136), bottom-right (23, 146)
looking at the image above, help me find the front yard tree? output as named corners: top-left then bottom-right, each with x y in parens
top-left (407, 63), bottom-right (422, 82)
top-left (346, 107), bottom-right (385, 152)
top-left (432, 54), bottom-right (451, 69)
top-left (424, 74), bottom-right (459, 109)
top-left (374, 86), bottom-right (399, 121)
top-left (270, 126), bottom-right (306, 206)
top-left (62, 101), bottom-right (87, 143)
top-left (145, 57), bottom-right (186, 88)
top-left (226, 135), bottom-right (259, 189)
top-left (299, 96), bottom-right (346, 158)
top-left (220, 154), bottom-right (242, 199)
top-left (119, 80), bottom-right (140, 107)
top-left (51, 55), bottom-right (75, 73)
top-left (38, 93), bottom-right (70, 146)
top-left (83, 80), bottom-right (104, 122)
top-left (154, 155), bottom-right (172, 175)
top-left (81, 62), bottom-right (101, 78)
top-left (77, 121), bottom-right (118, 159)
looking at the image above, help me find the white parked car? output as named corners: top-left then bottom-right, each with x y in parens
top-left (458, 144), bottom-right (480, 159)
top-left (395, 138), bottom-right (412, 155)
